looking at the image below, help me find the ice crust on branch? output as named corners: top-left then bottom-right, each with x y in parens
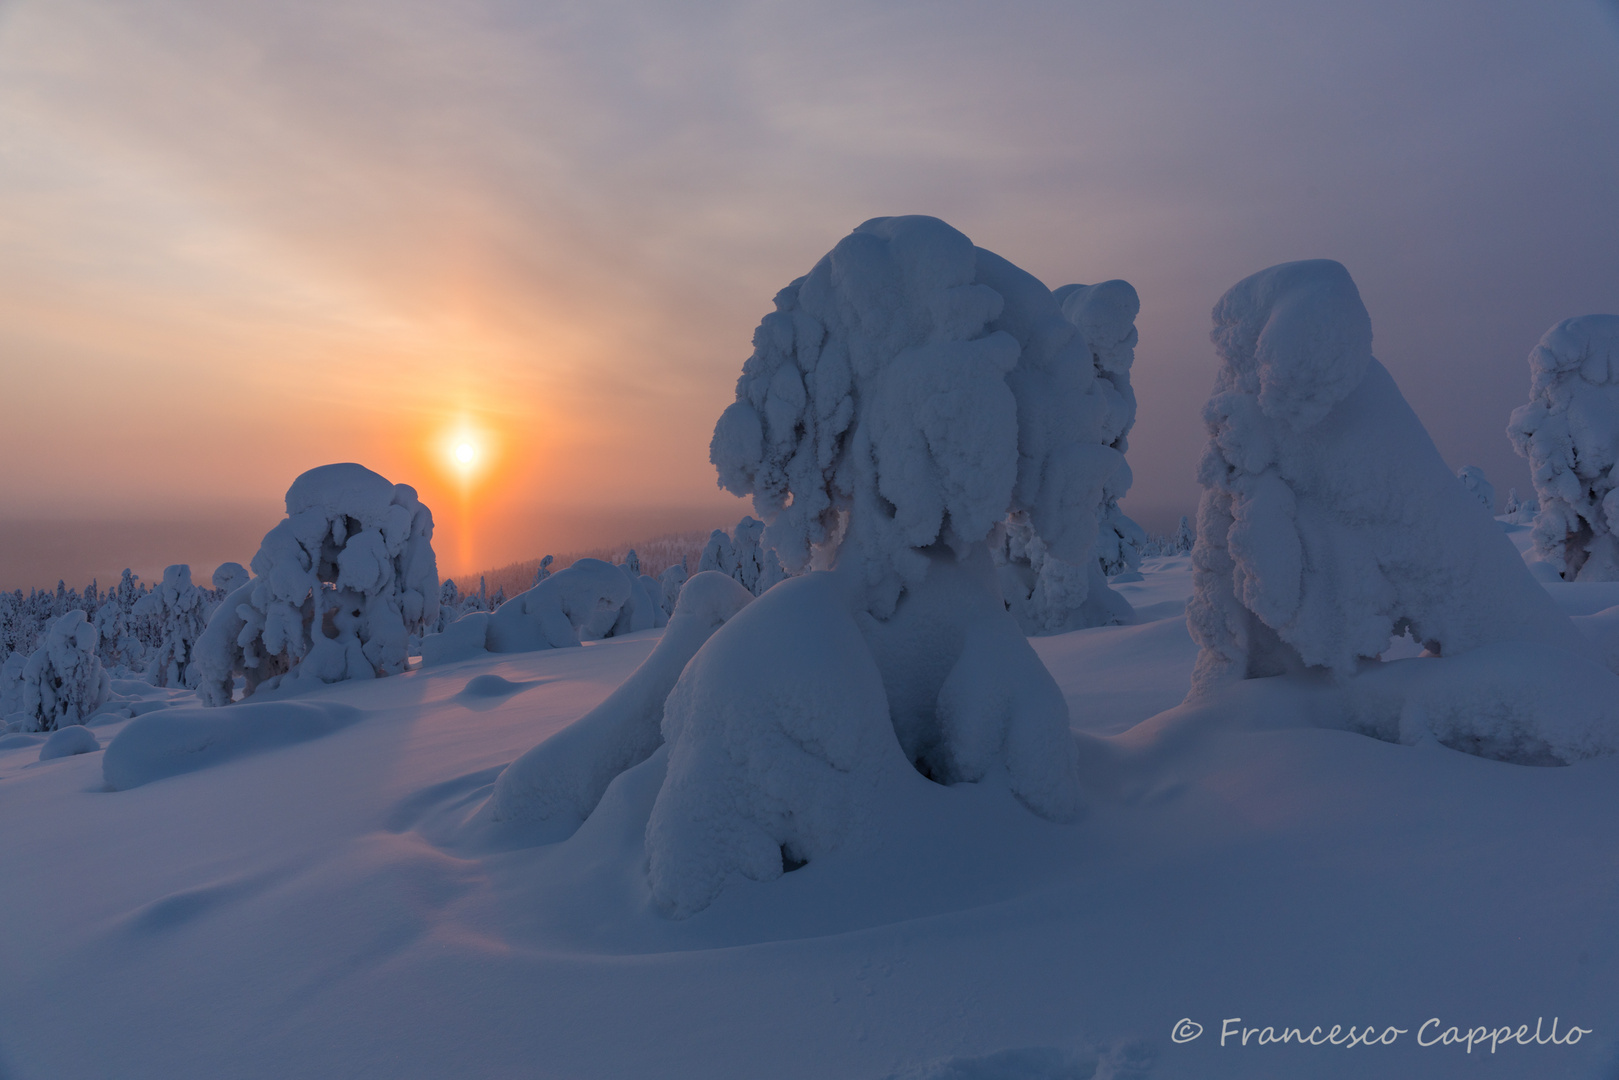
top-left (192, 463), bottom-right (439, 705)
top-left (1508, 315), bottom-right (1619, 580)
top-left (1187, 260), bottom-right (1612, 763)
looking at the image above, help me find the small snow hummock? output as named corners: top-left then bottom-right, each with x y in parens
top-left (191, 464), bottom-right (440, 705)
top-left (38, 723), bottom-right (100, 761)
top-left (1186, 260), bottom-right (1617, 764)
top-left (551, 215), bottom-right (1131, 915)
top-left (17, 610), bottom-right (111, 732)
top-left (131, 564), bottom-right (211, 688)
top-left (1508, 314), bottom-right (1619, 580)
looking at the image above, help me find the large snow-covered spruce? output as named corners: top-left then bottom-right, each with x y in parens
top-left (192, 464), bottom-right (439, 705)
top-left (1186, 260), bottom-right (1615, 763)
top-left (17, 610), bottom-right (110, 732)
top-left (603, 215), bottom-right (1134, 914)
top-left (1508, 314), bottom-right (1619, 580)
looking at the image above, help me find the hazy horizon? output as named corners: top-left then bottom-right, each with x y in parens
top-left (2, 1), bottom-right (1616, 586)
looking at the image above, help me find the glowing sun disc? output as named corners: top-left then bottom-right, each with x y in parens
top-left (454, 443), bottom-right (476, 465)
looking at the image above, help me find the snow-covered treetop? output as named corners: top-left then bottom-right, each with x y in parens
top-left (709, 215), bottom-right (1131, 615)
top-left (1508, 315), bottom-right (1619, 579)
top-left (1207, 259), bottom-right (1373, 431)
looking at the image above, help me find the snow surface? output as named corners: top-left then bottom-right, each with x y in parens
top-left (4, 546), bottom-right (1618, 1078)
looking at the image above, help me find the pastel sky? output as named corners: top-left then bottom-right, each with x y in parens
top-left (2, 0), bottom-right (1617, 582)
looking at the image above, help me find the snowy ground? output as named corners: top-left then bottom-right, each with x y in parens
top-left (3, 542), bottom-right (1617, 1080)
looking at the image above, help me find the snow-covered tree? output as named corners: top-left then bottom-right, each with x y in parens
top-left (533, 555), bottom-right (554, 585)
top-left (17, 610), bottom-right (110, 732)
top-left (535, 215), bottom-right (1128, 916)
top-left (1174, 515), bottom-right (1195, 554)
top-left (1455, 465), bottom-right (1495, 513)
top-left (192, 463), bottom-right (440, 706)
top-left (1508, 314), bottom-right (1619, 579)
top-left (132, 564), bottom-right (210, 688)
top-left (1186, 260), bottom-right (1613, 763)
top-left (212, 562), bottom-right (250, 596)
top-left (657, 558), bottom-right (688, 616)
top-left (95, 569), bottom-right (148, 674)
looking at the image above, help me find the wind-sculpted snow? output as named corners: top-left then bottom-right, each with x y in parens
top-left (1508, 315), bottom-right (1619, 580)
top-left (191, 464), bottom-right (439, 705)
top-left (491, 572), bottom-right (754, 835)
top-left (1188, 260), bottom-right (1616, 763)
top-left (102, 700), bottom-right (363, 790)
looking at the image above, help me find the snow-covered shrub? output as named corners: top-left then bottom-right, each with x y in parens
top-left (1455, 466), bottom-right (1495, 513)
top-left (578, 215), bottom-right (1132, 914)
top-left (492, 571), bottom-right (754, 832)
top-left (1508, 314), bottom-right (1619, 579)
top-left (19, 610), bottom-right (111, 732)
top-left (1186, 260), bottom-right (1612, 763)
top-left (421, 557), bottom-right (648, 665)
top-left (132, 565), bottom-right (210, 688)
top-left (192, 463), bottom-right (440, 706)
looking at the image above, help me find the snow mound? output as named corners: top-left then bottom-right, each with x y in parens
top-left (102, 700), bottom-right (364, 790)
top-left (491, 571), bottom-right (753, 834)
top-left (1508, 314), bottom-right (1619, 580)
top-left (38, 723), bottom-right (100, 761)
top-left (192, 464), bottom-right (439, 705)
top-left (420, 558), bottom-right (643, 666)
top-left (647, 573), bottom-right (907, 918)
top-left (1187, 260), bottom-right (1616, 763)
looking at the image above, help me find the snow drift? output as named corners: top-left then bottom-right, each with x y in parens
top-left (191, 464), bottom-right (440, 705)
top-left (1186, 259), bottom-right (1617, 763)
top-left (102, 700), bottom-right (364, 790)
top-left (1508, 314), bottom-right (1619, 580)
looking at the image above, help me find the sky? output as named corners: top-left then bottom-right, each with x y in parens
top-left (1, 0), bottom-right (1617, 587)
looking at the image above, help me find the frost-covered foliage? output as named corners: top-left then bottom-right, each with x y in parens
top-left (994, 512), bottom-right (1133, 634)
top-left (532, 555), bottom-right (554, 585)
top-left (94, 570), bottom-right (152, 674)
top-left (420, 557), bottom-right (659, 666)
top-left (1455, 466), bottom-right (1495, 513)
top-left (132, 565), bottom-right (210, 688)
top-left (491, 572), bottom-right (754, 832)
top-left (17, 610), bottom-right (110, 732)
top-left (1508, 315), bottom-right (1619, 580)
top-left (1187, 260), bottom-right (1612, 763)
top-left (699, 517), bottom-right (790, 597)
top-left (1503, 487), bottom-right (1539, 525)
top-left (542, 215), bottom-right (1132, 915)
top-left (192, 463), bottom-right (440, 706)
top-left (657, 559), bottom-right (688, 616)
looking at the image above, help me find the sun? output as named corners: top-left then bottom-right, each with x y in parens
top-left (454, 442), bottom-right (476, 466)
